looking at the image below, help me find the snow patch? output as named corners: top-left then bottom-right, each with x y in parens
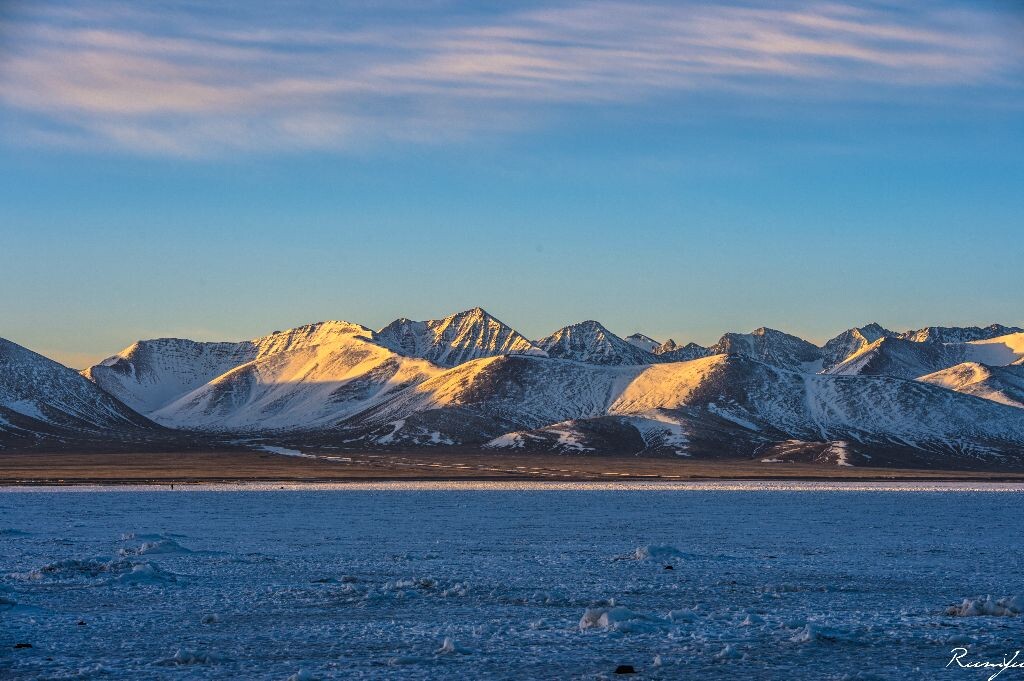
top-left (375, 420), bottom-right (405, 445)
top-left (4, 399), bottom-right (48, 422)
top-left (485, 432), bottom-right (527, 449)
top-left (826, 441), bottom-right (853, 467)
top-left (258, 446), bottom-right (314, 458)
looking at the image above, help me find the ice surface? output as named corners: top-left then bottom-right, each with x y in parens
top-left (2, 483), bottom-right (1023, 679)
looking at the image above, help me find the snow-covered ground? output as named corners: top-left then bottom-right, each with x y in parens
top-left (2, 483), bottom-right (1023, 679)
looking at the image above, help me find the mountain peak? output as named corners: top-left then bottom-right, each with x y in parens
top-left (821, 323), bottom-right (897, 370)
top-left (537, 321), bottom-right (656, 366)
top-left (375, 308), bottom-right (543, 367)
top-left (446, 306), bottom-right (490, 321)
top-left (656, 340), bottom-right (710, 362)
top-left (575, 320), bottom-right (611, 333)
top-left (710, 328), bottom-right (821, 372)
top-left (625, 333), bottom-right (660, 353)
top-left (656, 339), bottom-right (678, 353)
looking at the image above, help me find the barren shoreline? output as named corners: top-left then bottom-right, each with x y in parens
top-left (3, 448), bottom-right (1024, 486)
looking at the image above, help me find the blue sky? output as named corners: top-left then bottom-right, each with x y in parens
top-left (1, 0), bottom-right (1022, 367)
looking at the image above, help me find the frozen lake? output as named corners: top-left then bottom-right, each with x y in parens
top-left (2, 481), bottom-right (1023, 679)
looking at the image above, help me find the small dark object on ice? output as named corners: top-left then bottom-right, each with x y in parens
top-left (664, 564), bottom-right (673, 570)
top-left (15, 642), bottom-right (33, 649)
top-left (614, 665), bottom-right (636, 674)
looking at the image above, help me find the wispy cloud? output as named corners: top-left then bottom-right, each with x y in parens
top-left (1, 0), bottom-right (1020, 156)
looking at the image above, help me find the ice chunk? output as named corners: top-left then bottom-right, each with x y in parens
top-left (119, 538), bottom-right (191, 556)
top-left (580, 606), bottom-right (664, 633)
top-left (170, 649), bottom-right (220, 665)
top-left (633, 545), bottom-right (686, 561)
top-left (946, 595), bottom-right (1024, 617)
top-left (667, 609), bottom-right (698, 623)
top-left (436, 637), bottom-right (470, 655)
top-left (14, 558), bottom-right (113, 581)
top-left (789, 623), bottom-right (850, 643)
top-left (715, 644), bottom-right (742, 660)
top-left (12, 557), bottom-right (175, 585)
top-left (115, 562), bottom-right (177, 585)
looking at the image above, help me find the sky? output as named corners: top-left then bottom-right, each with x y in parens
top-left (1, 0), bottom-right (1022, 368)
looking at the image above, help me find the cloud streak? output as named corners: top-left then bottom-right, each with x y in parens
top-left (1, 0), bottom-right (1020, 156)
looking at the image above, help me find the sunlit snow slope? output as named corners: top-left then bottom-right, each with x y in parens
top-left (918, 363), bottom-right (1024, 409)
top-left (150, 322), bottom-right (442, 430)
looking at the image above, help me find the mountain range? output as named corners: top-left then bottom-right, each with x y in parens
top-left (3, 307), bottom-right (1023, 469)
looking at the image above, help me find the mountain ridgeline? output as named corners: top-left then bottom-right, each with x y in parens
top-left (3, 308), bottom-right (1024, 469)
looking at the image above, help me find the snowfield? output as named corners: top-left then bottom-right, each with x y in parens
top-left (2, 483), bottom-right (1023, 679)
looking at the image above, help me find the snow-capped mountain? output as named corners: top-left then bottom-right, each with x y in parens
top-left (375, 307), bottom-right (545, 367)
top-left (653, 339), bottom-right (678, 354)
top-left (347, 354), bottom-right (635, 445)
top-left (708, 327), bottom-right (823, 372)
top-left (1, 337), bottom-right (156, 448)
top-left (655, 341), bottom-right (711, 362)
top-left (151, 322), bottom-right (440, 431)
top-left (537, 321), bottom-right (657, 365)
top-left (899, 324), bottom-right (1022, 344)
top-left (83, 321), bottom-right (383, 416)
top-left (84, 338), bottom-right (258, 414)
top-left (821, 323), bottom-right (894, 370)
top-left (825, 332), bottom-right (1024, 380)
top-left (625, 333), bottom-right (660, 353)
top-left (347, 353), bottom-right (1024, 465)
top-left (918, 363), bottom-right (1024, 409)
